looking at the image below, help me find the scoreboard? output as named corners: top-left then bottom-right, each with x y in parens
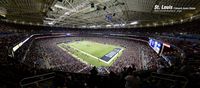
top-left (149, 38), bottom-right (163, 54)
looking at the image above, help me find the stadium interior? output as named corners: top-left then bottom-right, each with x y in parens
top-left (0, 0), bottom-right (200, 88)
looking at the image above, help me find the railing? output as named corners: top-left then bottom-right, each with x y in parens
top-left (151, 72), bottom-right (188, 88)
top-left (188, 60), bottom-right (200, 65)
top-left (19, 72), bottom-right (55, 88)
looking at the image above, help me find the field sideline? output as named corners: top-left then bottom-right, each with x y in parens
top-left (57, 41), bottom-right (124, 67)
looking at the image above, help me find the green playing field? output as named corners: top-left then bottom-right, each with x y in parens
top-left (57, 41), bottom-right (124, 67)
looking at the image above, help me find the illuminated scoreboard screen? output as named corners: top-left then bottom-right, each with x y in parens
top-left (149, 38), bottom-right (163, 54)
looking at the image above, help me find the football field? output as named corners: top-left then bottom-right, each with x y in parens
top-left (57, 41), bottom-right (124, 67)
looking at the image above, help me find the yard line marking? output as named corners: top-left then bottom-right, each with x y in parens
top-left (57, 45), bottom-right (90, 65)
top-left (58, 43), bottom-right (124, 66)
top-left (69, 44), bottom-right (124, 64)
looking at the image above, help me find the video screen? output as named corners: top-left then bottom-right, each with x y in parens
top-left (149, 38), bottom-right (162, 54)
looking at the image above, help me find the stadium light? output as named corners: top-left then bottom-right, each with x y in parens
top-left (153, 23), bottom-right (157, 26)
top-left (54, 4), bottom-right (70, 10)
top-left (130, 21), bottom-right (138, 25)
top-left (13, 20), bottom-right (17, 23)
top-left (48, 22), bottom-right (54, 25)
top-left (21, 21), bottom-right (25, 24)
top-left (162, 22), bottom-right (166, 25)
top-left (64, 12), bottom-right (70, 15)
top-left (121, 23), bottom-right (125, 26)
top-left (81, 25), bottom-right (86, 28)
top-left (190, 16), bottom-right (193, 19)
top-left (90, 25), bottom-right (96, 28)
top-left (96, 25), bottom-right (101, 28)
top-left (106, 24), bottom-right (111, 27)
top-left (181, 19), bottom-right (183, 22)
top-left (45, 18), bottom-right (55, 20)
top-left (114, 24), bottom-right (120, 27)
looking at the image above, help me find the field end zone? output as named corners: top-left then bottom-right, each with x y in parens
top-left (57, 41), bottom-right (124, 67)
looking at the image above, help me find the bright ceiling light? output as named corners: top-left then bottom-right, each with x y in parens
top-left (54, 4), bottom-right (72, 11)
top-left (64, 12), bottom-right (69, 15)
top-left (121, 23), bottom-right (125, 26)
top-left (106, 24), bottom-right (111, 27)
top-left (82, 25), bottom-right (86, 28)
top-left (21, 21), bottom-right (25, 24)
top-left (96, 25), bottom-right (101, 27)
top-left (0, 14), bottom-right (6, 17)
top-left (90, 25), bottom-right (96, 28)
top-left (48, 22), bottom-right (54, 25)
top-left (180, 19), bottom-right (183, 22)
top-left (114, 24), bottom-right (120, 27)
top-left (54, 4), bottom-right (69, 10)
top-left (13, 20), bottom-right (17, 23)
top-left (45, 18), bottom-right (55, 20)
top-left (153, 23), bottom-right (157, 26)
top-left (130, 21), bottom-right (138, 25)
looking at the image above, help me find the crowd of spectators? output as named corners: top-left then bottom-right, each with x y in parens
top-left (0, 23), bottom-right (29, 64)
top-left (1, 19), bottom-right (200, 87)
top-left (162, 38), bottom-right (200, 59)
top-left (39, 62), bottom-right (193, 88)
top-left (24, 36), bottom-right (160, 74)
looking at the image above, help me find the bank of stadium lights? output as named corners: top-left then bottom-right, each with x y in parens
top-left (121, 23), bottom-right (125, 26)
top-left (113, 23), bottom-right (126, 27)
top-left (113, 24), bottom-right (120, 27)
top-left (162, 22), bottom-right (166, 26)
top-left (45, 18), bottom-right (55, 20)
top-left (153, 23), bottom-right (158, 26)
top-left (130, 21), bottom-right (138, 25)
top-left (190, 16), bottom-right (193, 19)
top-left (146, 24), bottom-right (150, 27)
top-left (180, 19), bottom-right (184, 23)
top-left (36, 23), bottom-right (40, 26)
top-left (171, 20), bottom-right (174, 24)
top-left (64, 12), bottom-right (70, 15)
top-left (48, 22), bottom-right (54, 25)
top-left (82, 25), bottom-right (86, 28)
top-left (90, 25), bottom-right (96, 28)
top-left (96, 25), bottom-right (101, 28)
top-left (54, 4), bottom-right (71, 10)
top-left (13, 20), bottom-right (17, 23)
top-left (0, 14), bottom-right (6, 17)
top-left (21, 21), bottom-right (25, 24)
top-left (28, 22), bottom-right (33, 25)
top-left (106, 24), bottom-right (112, 27)
top-left (54, 2), bottom-right (87, 13)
